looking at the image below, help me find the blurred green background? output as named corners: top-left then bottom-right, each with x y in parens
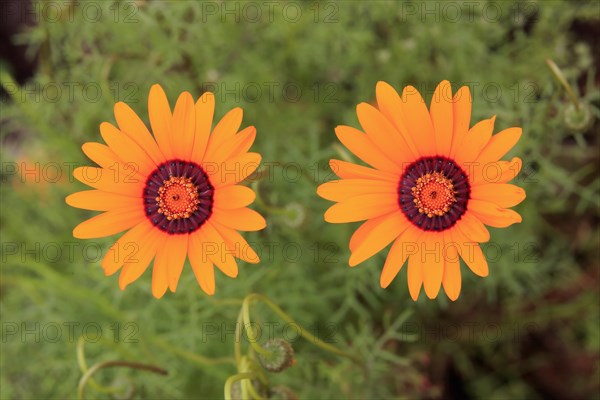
top-left (1, 0), bottom-right (599, 399)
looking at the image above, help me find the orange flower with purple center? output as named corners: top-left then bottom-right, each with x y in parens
top-left (317, 81), bottom-right (526, 301)
top-left (67, 85), bottom-right (265, 298)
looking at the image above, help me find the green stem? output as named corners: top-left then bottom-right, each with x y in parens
top-left (245, 294), bottom-right (361, 365)
top-left (78, 360), bottom-right (167, 399)
top-left (546, 59), bottom-right (581, 111)
top-left (224, 373), bottom-right (255, 400)
top-left (76, 337), bottom-right (123, 395)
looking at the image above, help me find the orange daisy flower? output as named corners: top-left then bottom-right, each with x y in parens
top-left (317, 81), bottom-right (525, 301)
top-left (67, 85), bottom-right (265, 298)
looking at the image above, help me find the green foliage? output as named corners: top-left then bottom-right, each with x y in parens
top-left (1, 0), bottom-right (598, 398)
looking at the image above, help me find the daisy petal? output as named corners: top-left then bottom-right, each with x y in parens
top-left (82, 143), bottom-right (124, 170)
top-left (118, 228), bottom-right (162, 290)
top-left (100, 122), bottom-right (156, 175)
top-left (189, 230), bottom-right (216, 295)
top-left (102, 220), bottom-right (154, 276)
top-left (148, 84), bottom-right (174, 159)
top-left (442, 231), bottom-right (461, 301)
top-left (421, 232), bottom-right (444, 299)
top-left (407, 251), bottom-right (424, 301)
top-left (205, 126), bottom-right (256, 164)
top-left (155, 234), bottom-right (189, 292)
top-left (204, 107), bottom-right (243, 161)
top-left (329, 159), bottom-right (397, 182)
top-left (317, 179), bottom-right (397, 202)
top-left (171, 91), bottom-right (196, 160)
top-left (349, 211), bottom-right (408, 267)
top-left (114, 101), bottom-right (165, 165)
top-left (324, 194), bottom-right (398, 223)
top-left (73, 166), bottom-right (143, 196)
top-left (471, 183), bottom-right (526, 208)
top-left (452, 230), bottom-right (488, 277)
top-left (212, 207), bottom-right (266, 231)
top-left (375, 81), bottom-right (420, 158)
top-left (335, 125), bottom-right (402, 173)
top-left (380, 226), bottom-right (422, 288)
top-left (211, 220), bottom-right (260, 264)
top-left (66, 190), bottom-right (140, 211)
top-left (455, 212), bottom-right (490, 242)
top-left (356, 102), bottom-right (413, 164)
top-left (201, 223), bottom-right (238, 277)
top-left (476, 127), bottom-right (522, 164)
top-left (73, 206), bottom-right (144, 239)
top-left (205, 153), bottom-right (262, 188)
top-left (191, 92), bottom-right (215, 163)
top-left (430, 80), bottom-right (453, 155)
top-left (214, 185), bottom-right (256, 209)
top-left (449, 86), bottom-right (472, 157)
top-left (454, 116), bottom-right (495, 164)
top-left (400, 85), bottom-right (436, 157)
top-left (469, 199), bottom-right (522, 228)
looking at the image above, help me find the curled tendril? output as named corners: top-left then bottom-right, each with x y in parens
top-left (76, 337), bottom-right (168, 400)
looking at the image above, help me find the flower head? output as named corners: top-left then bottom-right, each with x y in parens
top-left (317, 81), bottom-right (525, 301)
top-left (67, 85), bottom-right (266, 298)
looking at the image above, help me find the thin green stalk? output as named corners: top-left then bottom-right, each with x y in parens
top-left (224, 373), bottom-right (255, 400)
top-left (78, 360), bottom-right (167, 399)
top-left (546, 59), bottom-right (581, 110)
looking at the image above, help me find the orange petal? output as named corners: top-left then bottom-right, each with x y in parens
top-left (324, 194), bottom-right (399, 223)
top-left (454, 116), bottom-right (495, 164)
top-left (468, 199), bottom-right (522, 228)
top-left (73, 166), bottom-right (144, 196)
top-left (356, 102), bottom-right (414, 165)
top-left (148, 84), bottom-right (174, 158)
top-left (380, 226), bottom-right (422, 288)
top-left (455, 212), bottom-right (490, 242)
top-left (204, 152), bottom-right (261, 188)
top-left (73, 206), bottom-right (144, 239)
top-left (449, 86), bottom-right (472, 158)
top-left (407, 253), bottom-right (424, 301)
top-left (468, 157), bottom-right (523, 186)
top-left (400, 85), bottom-right (436, 157)
top-left (476, 127), bottom-right (522, 164)
top-left (442, 230), bottom-right (461, 301)
top-left (214, 185), bottom-right (256, 209)
top-left (82, 143), bottom-right (123, 170)
top-left (317, 179), bottom-right (397, 202)
top-left (452, 229), bottom-right (488, 277)
top-left (102, 220), bottom-right (154, 276)
top-left (349, 212), bottom-right (394, 251)
top-left (165, 234), bottom-right (189, 292)
top-left (100, 122), bottom-right (156, 175)
top-left (429, 80), bottom-right (453, 155)
top-left (118, 228), bottom-right (162, 290)
top-left (188, 230), bottom-right (216, 295)
top-left (471, 183), bottom-right (526, 208)
top-left (422, 232), bottom-right (444, 299)
top-left (328, 159), bottom-right (397, 182)
top-left (375, 81), bottom-right (420, 158)
top-left (204, 107), bottom-right (243, 160)
top-left (151, 244), bottom-right (169, 299)
top-left (114, 101), bottom-right (165, 165)
top-left (335, 125), bottom-right (402, 173)
top-left (205, 126), bottom-right (256, 164)
top-left (349, 211), bottom-right (408, 266)
top-left (211, 220), bottom-right (260, 264)
top-left (200, 223), bottom-right (238, 277)
top-left (211, 207), bottom-right (266, 231)
top-left (66, 190), bottom-right (141, 211)
top-left (191, 92), bottom-right (215, 163)
top-left (171, 91), bottom-right (196, 160)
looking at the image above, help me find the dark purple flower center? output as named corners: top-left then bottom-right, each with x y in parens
top-left (144, 160), bottom-right (213, 235)
top-left (398, 156), bottom-right (470, 232)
